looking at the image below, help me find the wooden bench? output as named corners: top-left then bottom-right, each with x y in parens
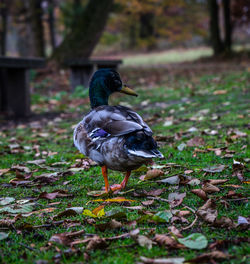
top-left (0, 56), bottom-right (45, 118)
top-left (65, 59), bottom-right (122, 91)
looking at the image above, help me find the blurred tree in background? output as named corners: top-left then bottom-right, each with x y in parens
top-left (0, 0), bottom-right (249, 60)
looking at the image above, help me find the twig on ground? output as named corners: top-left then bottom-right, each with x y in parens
top-left (181, 204), bottom-right (198, 231)
top-left (108, 243), bottom-right (137, 250)
top-left (227, 198), bottom-right (249, 202)
top-left (19, 243), bottom-right (39, 252)
top-left (147, 196), bottom-right (170, 202)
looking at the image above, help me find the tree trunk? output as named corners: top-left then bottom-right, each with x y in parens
top-left (128, 18), bottom-right (137, 49)
top-left (30, 0), bottom-right (45, 57)
top-left (52, 0), bottom-right (114, 64)
top-left (139, 13), bottom-right (154, 39)
top-left (48, 0), bottom-right (56, 51)
top-left (0, 0), bottom-right (8, 55)
top-left (208, 0), bottom-right (223, 55)
top-left (222, 0), bottom-right (231, 53)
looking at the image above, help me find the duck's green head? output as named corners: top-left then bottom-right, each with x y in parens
top-left (89, 69), bottom-right (137, 108)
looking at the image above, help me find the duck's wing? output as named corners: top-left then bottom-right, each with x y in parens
top-left (83, 105), bottom-right (152, 136)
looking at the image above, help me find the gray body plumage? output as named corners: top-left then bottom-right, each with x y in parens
top-left (74, 105), bottom-right (163, 172)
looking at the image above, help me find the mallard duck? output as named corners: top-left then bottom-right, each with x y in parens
top-left (73, 69), bottom-right (163, 193)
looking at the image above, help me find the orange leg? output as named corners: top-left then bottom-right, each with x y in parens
top-left (111, 171), bottom-right (131, 192)
top-left (101, 165), bottom-right (110, 193)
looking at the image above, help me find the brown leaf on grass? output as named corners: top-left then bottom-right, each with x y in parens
top-left (136, 235), bottom-right (153, 249)
top-left (168, 192), bottom-right (186, 208)
top-left (0, 169), bottom-right (10, 176)
top-left (168, 226), bottom-right (183, 238)
top-left (38, 190), bottom-right (72, 200)
top-left (202, 183), bottom-right (220, 193)
top-left (197, 199), bottom-right (218, 224)
top-left (95, 219), bottom-right (122, 232)
top-left (22, 207), bottom-right (56, 217)
top-left (206, 179), bottom-right (228, 185)
top-left (191, 189), bottom-right (208, 201)
top-left (203, 165), bottom-right (225, 173)
top-left (186, 137), bottom-right (205, 147)
top-left (146, 189), bottom-right (165, 197)
top-left (184, 170), bottom-right (193, 174)
top-left (226, 190), bottom-right (244, 199)
top-left (139, 256), bottom-right (185, 264)
top-left (92, 205), bottom-right (105, 216)
top-left (176, 210), bottom-right (191, 217)
top-left (213, 89), bottom-right (227, 95)
top-left (49, 230), bottom-right (85, 246)
top-left (9, 171), bottom-right (33, 186)
top-left (157, 175), bottom-right (180, 185)
top-left (53, 207), bottom-right (83, 220)
top-left (90, 197), bottom-right (136, 203)
top-left (143, 169), bottom-right (164, 180)
top-left (214, 216), bottom-right (236, 228)
top-left (197, 199), bottom-right (235, 228)
top-left (53, 248), bottom-right (80, 263)
top-left (11, 165), bottom-right (31, 174)
top-left (141, 200), bottom-right (154, 206)
top-left (154, 234), bottom-right (185, 249)
top-left (0, 197), bottom-right (15, 206)
top-left (124, 206), bottom-right (145, 210)
top-left (34, 172), bottom-right (60, 184)
top-left (0, 217), bottom-right (19, 228)
top-left (9, 179), bottom-right (33, 186)
top-left (26, 159), bottom-right (46, 165)
top-left (189, 250), bottom-right (231, 263)
top-left (171, 216), bottom-right (189, 225)
top-left (232, 160), bottom-right (245, 182)
top-left (86, 235), bottom-right (108, 251)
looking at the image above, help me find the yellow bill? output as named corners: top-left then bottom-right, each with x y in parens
top-left (120, 85), bottom-right (138, 97)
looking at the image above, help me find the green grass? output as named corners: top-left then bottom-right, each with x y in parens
top-left (123, 47), bottom-right (213, 66)
top-left (122, 45), bottom-right (250, 66)
top-left (0, 69), bottom-right (249, 263)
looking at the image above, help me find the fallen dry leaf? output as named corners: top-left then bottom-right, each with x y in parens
top-left (168, 226), bottom-right (183, 238)
top-left (49, 230), bottom-right (85, 246)
top-left (141, 200), bottom-right (154, 206)
top-left (213, 89), bottom-right (227, 95)
top-left (146, 189), bottom-right (165, 197)
top-left (207, 179), bottom-right (228, 185)
top-left (186, 137), bottom-right (205, 147)
top-left (157, 175), bottom-right (180, 185)
top-left (202, 183), bottom-right (220, 193)
top-left (191, 189), bottom-right (208, 200)
top-left (38, 190), bottom-right (72, 200)
top-left (197, 199), bottom-right (218, 224)
top-left (53, 207), bottom-right (83, 220)
top-left (86, 235), bottom-right (108, 251)
top-left (0, 169), bottom-right (10, 176)
top-left (90, 197), bottom-right (136, 203)
top-left (95, 219), bottom-right (122, 231)
top-left (232, 160), bottom-right (245, 182)
top-left (143, 169), bottom-right (164, 180)
top-left (137, 235), bottom-right (153, 249)
top-left (189, 250), bottom-right (231, 263)
top-left (203, 165), bottom-right (225, 173)
top-left (139, 256), bottom-right (185, 264)
top-left (11, 165), bottom-right (31, 174)
top-left (154, 234), bottom-right (185, 249)
top-left (168, 192), bottom-right (186, 208)
top-left (214, 216), bottom-right (236, 228)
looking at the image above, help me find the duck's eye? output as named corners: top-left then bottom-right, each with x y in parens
top-left (114, 80), bottom-right (122, 87)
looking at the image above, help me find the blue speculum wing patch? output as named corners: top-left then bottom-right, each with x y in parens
top-left (90, 128), bottom-right (109, 139)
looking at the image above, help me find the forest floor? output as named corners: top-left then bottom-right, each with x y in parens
top-left (0, 56), bottom-right (249, 263)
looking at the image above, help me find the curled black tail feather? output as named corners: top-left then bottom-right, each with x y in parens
top-left (124, 131), bottom-right (158, 151)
